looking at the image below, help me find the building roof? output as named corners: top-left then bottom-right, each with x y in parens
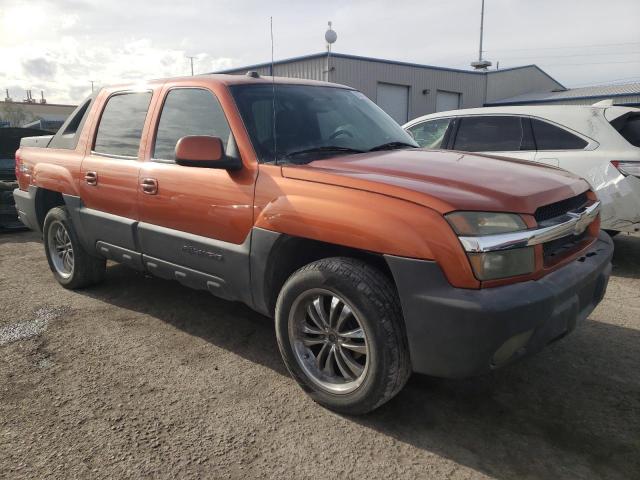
top-left (215, 51), bottom-right (560, 80)
top-left (487, 82), bottom-right (640, 105)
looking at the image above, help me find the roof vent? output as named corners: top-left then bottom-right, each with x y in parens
top-left (246, 70), bottom-right (260, 78)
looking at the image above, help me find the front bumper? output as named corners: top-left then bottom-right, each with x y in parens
top-left (385, 232), bottom-right (613, 378)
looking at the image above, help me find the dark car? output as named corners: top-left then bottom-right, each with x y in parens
top-left (1, 127), bottom-right (52, 230)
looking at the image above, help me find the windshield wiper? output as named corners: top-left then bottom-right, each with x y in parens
top-left (281, 146), bottom-right (365, 160)
top-left (368, 141), bottom-right (417, 152)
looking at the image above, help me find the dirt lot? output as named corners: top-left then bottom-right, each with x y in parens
top-left (1, 231), bottom-right (639, 480)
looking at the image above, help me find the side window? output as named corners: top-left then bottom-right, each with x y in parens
top-left (407, 118), bottom-right (451, 148)
top-left (531, 119), bottom-right (588, 150)
top-left (153, 88), bottom-right (232, 161)
top-left (454, 116), bottom-right (524, 152)
top-left (48, 96), bottom-right (94, 150)
top-left (94, 92), bottom-right (152, 157)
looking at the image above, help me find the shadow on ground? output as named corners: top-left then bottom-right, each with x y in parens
top-left (611, 233), bottom-right (640, 279)
top-left (13, 230), bottom-right (640, 479)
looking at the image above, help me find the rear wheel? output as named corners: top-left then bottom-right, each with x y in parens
top-left (43, 206), bottom-right (105, 289)
top-left (275, 257), bottom-right (411, 414)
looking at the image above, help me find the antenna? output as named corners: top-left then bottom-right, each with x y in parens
top-left (471, 0), bottom-right (491, 70)
top-left (325, 21), bottom-right (337, 82)
top-left (271, 16), bottom-right (277, 163)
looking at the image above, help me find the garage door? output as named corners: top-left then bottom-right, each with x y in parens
top-left (436, 91), bottom-right (461, 112)
top-left (376, 83), bottom-right (409, 124)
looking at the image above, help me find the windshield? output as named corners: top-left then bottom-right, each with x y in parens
top-left (230, 84), bottom-right (418, 163)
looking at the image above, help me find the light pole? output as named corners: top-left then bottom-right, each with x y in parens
top-left (186, 56), bottom-right (195, 76)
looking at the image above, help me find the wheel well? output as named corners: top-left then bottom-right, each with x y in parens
top-left (263, 236), bottom-right (396, 316)
top-left (35, 189), bottom-right (64, 230)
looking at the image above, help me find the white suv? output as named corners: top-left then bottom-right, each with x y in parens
top-left (404, 105), bottom-right (640, 233)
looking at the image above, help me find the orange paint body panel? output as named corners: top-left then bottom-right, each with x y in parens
top-left (14, 74), bottom-right (599, 290)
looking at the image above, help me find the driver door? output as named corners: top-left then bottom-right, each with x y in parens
top-left (137, 86), bottom-right (256, 297)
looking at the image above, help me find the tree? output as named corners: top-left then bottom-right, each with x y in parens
top-left (0, 103), bottom-right (36, 127)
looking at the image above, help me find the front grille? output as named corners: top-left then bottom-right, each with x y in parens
top-left (543, 231), bottom-right (588, 265)
top-left (534, 192), bottom-right (588, 223)
top-left (534, 192), bottom-right (593, 265)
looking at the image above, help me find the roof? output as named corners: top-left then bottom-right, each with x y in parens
top-left (214, 51), bottom-right (558, 79)
top-left (487, 82), bottom-right (640, 105)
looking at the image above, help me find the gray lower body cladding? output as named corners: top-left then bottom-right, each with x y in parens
top-left (13, 186), bottom-right (38, 231)
top-left (385, 232), bottom-right (614, 378)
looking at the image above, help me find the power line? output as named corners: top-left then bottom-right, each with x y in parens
top-left (486, 41), bottom-right (640, 53)
top-left (498, 51), bottom-right (640, 60)
top-left (539, 60), bottom-right (640, 67)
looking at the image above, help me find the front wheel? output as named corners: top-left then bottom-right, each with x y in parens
top-left (43, 206), bottom-right (106, 289)
top-left (275, 257), bottom-right (411, 415)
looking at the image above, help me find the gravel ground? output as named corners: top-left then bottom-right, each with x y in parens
top-left (1, 230), bottom-right (639, 480)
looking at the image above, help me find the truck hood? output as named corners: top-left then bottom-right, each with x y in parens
top-left (281, 149), bottom-right (589, 214)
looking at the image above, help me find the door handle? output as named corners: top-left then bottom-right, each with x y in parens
top-left (141, 177), bottom-right (158, 195)
top-left (84, 171), bottom-right (98, 186)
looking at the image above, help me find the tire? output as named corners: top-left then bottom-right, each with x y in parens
top-left (43, 206), bottom-right (106, 289)
top-left (275, 257), bottom-right (411, 415)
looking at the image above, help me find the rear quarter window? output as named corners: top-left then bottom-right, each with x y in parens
top-left (531, 118), bottom-right (588, 150)
top-left (609, 113), bottom-right (640, 148)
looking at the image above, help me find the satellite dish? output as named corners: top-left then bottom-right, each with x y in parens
top-left (325, 21), bottom-right (337, 44)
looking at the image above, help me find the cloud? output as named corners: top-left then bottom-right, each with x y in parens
top-left (2, 0), bottom-right (639, 104)
top-left (22, 58), bottom-right (57, 79)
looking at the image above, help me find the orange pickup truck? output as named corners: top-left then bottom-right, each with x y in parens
top-left (14, 74), bottom-right (612, 414)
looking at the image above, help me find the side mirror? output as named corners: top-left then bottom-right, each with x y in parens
top-left (175, 135), bottom-right (241, 170)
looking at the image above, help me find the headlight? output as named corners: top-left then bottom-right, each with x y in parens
top-left (446, 211), bottom-right (534, 281)
top-left (468, 248), bottom-right (535, 281)
top-left (446, 212), bottom-right (527, 236)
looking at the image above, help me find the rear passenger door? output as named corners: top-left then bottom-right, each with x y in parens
top-left (79, 91), bottom-right (153, 253)
top-left (451, 115), bottom-right (537, 161)
top-left (530, 117), bottom-right (590, 168)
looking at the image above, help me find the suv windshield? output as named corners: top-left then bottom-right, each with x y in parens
top-left (230, 84), bottom-right (417, 164)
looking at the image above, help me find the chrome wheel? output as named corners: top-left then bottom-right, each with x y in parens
top-left (47, 220), bottom-right (74, 279)
top-left (288, 288), bottom-right (369, 394)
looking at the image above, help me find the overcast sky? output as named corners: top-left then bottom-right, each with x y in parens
top-left (2, 0), bottom-right (639, 104)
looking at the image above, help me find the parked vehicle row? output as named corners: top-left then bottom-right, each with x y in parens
top-left (404, 105), bottom-right (640, 234)
top-left (14, 74), bottom-right (612, 413)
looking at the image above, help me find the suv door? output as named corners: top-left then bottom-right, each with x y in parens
top-left (137, 86), bottom-right (256, 301)
top-left (450, 115), bottom-right (537, 161)
top-left (79, 90), bottom-right (153, 255)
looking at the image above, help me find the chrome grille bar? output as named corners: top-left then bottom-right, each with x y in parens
top-left (459, 201), bottom-right (600, 253)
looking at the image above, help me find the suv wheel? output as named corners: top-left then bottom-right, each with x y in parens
top-left (275, 257), bottom-right (411, 414)
top-left (43, 206), bottom-right (106, 289)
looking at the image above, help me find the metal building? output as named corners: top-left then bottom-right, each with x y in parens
top-left (485, 82), bottom-right (640, 107)
top-left (216, 52), bottom-right (564, 123)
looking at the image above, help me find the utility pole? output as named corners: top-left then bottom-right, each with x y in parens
top-left (478, 0), bottom-right (485, 64)
top-left (90, 80), bottom-right (94, 93)
top-left (186, 56), bottom-right (195, 76)
top-left (470, 0), bottom-right (491, 70)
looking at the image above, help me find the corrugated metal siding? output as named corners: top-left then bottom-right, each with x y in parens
top-left (331, 56), bottom-right (486, 120)
top-left (222, 57), bottom-right (326, 80)
top-left (220, 56), bottom-right (568, 121)
top-left (513, 96), bottom-right (640, 106)
top-left (486, 68), bottom-right (564, 103)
